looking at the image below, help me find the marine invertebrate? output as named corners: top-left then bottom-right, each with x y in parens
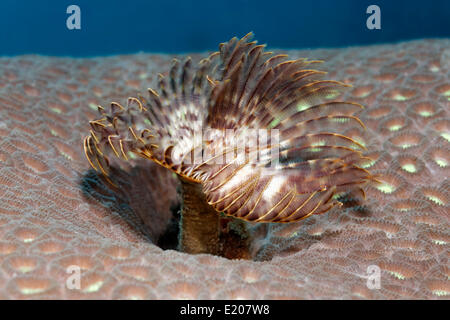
top-left (83, 33), bottom-right (374, 258)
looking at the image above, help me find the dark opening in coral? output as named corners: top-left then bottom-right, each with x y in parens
top-left (157, 202), bottom-right (180, 251)
top-left (80, 169), bottom-right (254, 260)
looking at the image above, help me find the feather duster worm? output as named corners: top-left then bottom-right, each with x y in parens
top-left (83, 33), bottom-right (375, 258)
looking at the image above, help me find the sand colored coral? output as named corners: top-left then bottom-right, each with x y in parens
top-left (0, 38), bottom-right (448, 299)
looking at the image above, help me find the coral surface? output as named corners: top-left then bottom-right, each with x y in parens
top-left (0, 39), bottom-right (448, 299)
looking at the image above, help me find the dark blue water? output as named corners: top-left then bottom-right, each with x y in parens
top-left (0, 0), bottom-right (449, 56)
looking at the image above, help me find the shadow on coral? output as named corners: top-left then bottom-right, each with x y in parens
top-left (79, 162), bottom-right (179, 245)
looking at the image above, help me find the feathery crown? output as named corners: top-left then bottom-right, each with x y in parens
top-left (84, 33), bottom-right (374, 223)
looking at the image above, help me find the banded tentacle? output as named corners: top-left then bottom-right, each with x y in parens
top-left (196, 33), bottom-right (374, 222)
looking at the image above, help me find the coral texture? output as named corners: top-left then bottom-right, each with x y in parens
top-left (0, 39), bottom-right (448, 299)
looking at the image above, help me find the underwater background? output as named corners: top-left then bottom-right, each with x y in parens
top-left (0, 0), bottom-right (449, 56)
